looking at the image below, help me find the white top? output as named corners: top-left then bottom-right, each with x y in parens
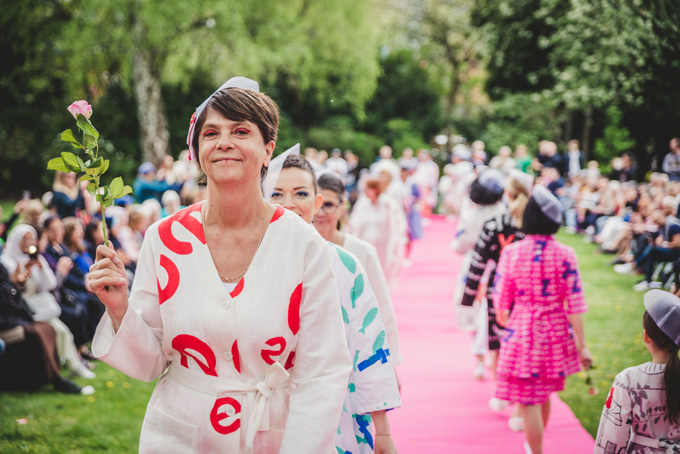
top-left (349, 194), bottom-right (407, 290)
top-left (342, 233), bottom-right (403, 365)
top-left (93, 203), bottom-right (351, 454)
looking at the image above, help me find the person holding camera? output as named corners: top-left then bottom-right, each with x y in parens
top-left (1, 224), bottom-right (95, 379)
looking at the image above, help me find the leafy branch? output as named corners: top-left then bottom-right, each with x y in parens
top-left (47, 101), bottom-right (132, 246)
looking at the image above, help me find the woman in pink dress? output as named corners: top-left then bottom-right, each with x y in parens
top-left (493, 185), bottom-right (592, 454)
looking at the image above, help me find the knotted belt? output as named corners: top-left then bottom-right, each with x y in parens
top-left (630, 433), bottom-right (680, 453)
top-left (166, 361), bottom-right (293, 454)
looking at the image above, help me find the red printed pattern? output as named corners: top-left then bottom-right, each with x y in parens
top-left (210, 397), bottom-right (241, 435)
top-left (157, 255), bottom-right (180, 305)
top-left (172, 334), bottom-right (218, 377)
top-left (288, 284), bottom-right (302, 335)
top-left (156, 204), bottom-right (206, 304)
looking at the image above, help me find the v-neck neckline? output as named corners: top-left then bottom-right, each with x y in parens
top-left (201, 201), bottom-right (279, 299)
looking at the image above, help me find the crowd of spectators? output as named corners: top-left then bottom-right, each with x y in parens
top-left (440, 136), bottom-right (680, 295)
top-left (0, 151), bottom-right (201, 394)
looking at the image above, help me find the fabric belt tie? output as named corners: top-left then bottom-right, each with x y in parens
top-left (630, 433), bottom-right (680, 453)
top-left (166, 361), bottom-right (293, 454)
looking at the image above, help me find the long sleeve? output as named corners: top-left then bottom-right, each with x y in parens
top-left (594, 372), bottom-right (633, 454)
top-left (347, 259), bottom-right (401, 415)
top-left (92, 223), bottom-right (168, 382)
top-left (492, 246), bottom-right (515, 315)
top-left (358, 241), bottom-right (402, 365)
top-left (33, 256), bottom-right (58, 293)
top-left (280, 237), bottom-right (352, 454)
top-left (461, 224), bottom-right (494, 307)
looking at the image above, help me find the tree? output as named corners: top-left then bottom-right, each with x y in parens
top-left (0, 0), bottom-right (73, 194)
top-left (60, 0), bottom-right (384, 163)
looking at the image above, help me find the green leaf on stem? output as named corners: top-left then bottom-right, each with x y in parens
top-left (100, 159), bottom-right (110, 175)
top-left (82, 134), bottom-right (97, 150)
top-left (76, 115), bottom-right (99, 140)
top-left (47, 157), bottom-right (70, 172)
top-left (76, 156), bottom-right (87, 172)
top-left (60, 152), bottom-right (80, 172)
top-left (120, 185), bottom-right (133, 196)
top-left (110, 177), bottom-right (124, 197)
top-left (79, 174), bottom-right (94, 182)
top-left (86, 182), bottom-right (97, 194)
top-left (86, 157), bottom-right (103, 169)
top-left (60, 129), bottom-right (81, 147)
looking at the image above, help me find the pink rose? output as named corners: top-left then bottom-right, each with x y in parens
top-left (67, 100), bottom-right (93, 120)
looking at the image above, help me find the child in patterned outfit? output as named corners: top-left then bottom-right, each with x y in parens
top-left (594, 290), bottom-right (680, 454)
top-left (493, 185), bottom-right (592, 454)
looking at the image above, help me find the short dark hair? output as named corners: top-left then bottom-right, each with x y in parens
top-left (318, 173), bottom-right (345, 201)
top-left (469, 178), bottom-right (504, 206)
top-left (282, 154), bottom-right (318, 193)
top-left (191, 87), bottom-right (279, 181)
top-left (522, 197), bottom-right (561, 235)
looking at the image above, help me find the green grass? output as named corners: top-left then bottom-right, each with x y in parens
top-left (0, 231), bottom-right (652, 450)
top-left (556, 231), bottom-right (649, 436)
top-left (0, 365), bottom-right (155, 453)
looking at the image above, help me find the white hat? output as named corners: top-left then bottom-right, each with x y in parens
top-left (186, 77), bottom-right (260, 161)
top-left (644, 290), bottom-right (680, 346)
top-left (531, 184), bottom-right (563, 224)
top-left (261, 144), bottom-right (300, 201)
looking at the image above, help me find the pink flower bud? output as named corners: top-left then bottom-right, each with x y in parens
top-left (67, 100), bottom-right (93, 120)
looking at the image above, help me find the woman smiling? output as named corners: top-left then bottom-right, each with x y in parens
top-left (88, 78), bottom-right (351, 454)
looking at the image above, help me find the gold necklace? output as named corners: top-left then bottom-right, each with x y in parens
top-left (202, 203), bottom-right (268, 282)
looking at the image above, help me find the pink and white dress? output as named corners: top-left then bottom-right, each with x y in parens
top-left (492, 235), bottom-right (587, 405)
top-left (93, 203), bottom-right (351, 454)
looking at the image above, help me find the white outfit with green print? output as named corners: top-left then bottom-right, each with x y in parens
top-left (328, 242), bottom-right (402, 454)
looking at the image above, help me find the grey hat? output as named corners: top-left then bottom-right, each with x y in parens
top-left (532, 184), bottom-right (563, 224)
top-left (644, 289), bottom-right (680, 346)
top-left (477, 169), bottom-right (506, 195)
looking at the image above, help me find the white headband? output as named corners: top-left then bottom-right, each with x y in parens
top-left (186, 76), bottom-right (260, 161)
top-left (262, 143), bottom-right (300, 201)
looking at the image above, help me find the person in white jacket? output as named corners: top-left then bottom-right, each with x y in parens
top-left (88, 78), bottom-right (351, 453)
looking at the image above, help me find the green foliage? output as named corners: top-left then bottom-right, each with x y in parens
top-left (473, 0), bottom-right (565, 99)
top-left (593, 107), bottom-right (636, 165)
top-left (48, 107), bottom-right (132, 244)
top-left (476, 92), bottom-right (565, 154)
top-left (364, 48), bottom-right (444, 143)
top-left (306, 124), bottom-right (383, 168)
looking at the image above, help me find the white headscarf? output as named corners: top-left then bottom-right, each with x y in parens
top-left (1, 224), bottom-right (37, 273)
top-left (186, 77), bottom-right (260, 161)
top-left (261, 143), bottom-right (300, 201)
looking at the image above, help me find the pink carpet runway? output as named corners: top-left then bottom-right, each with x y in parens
top-left (388, 216), bottom-right (595, 453)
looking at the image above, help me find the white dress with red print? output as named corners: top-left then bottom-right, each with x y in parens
top-left (329, 243), bottom-right (401, 454)
top-left (595, 362), bottom-right (680, 454)
top-left (92, 204), bottom-right (351, 454)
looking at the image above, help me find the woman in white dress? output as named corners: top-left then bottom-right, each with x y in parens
top-left (88, 77), bottom-right (351, 453)
top-left (314, 172), bottom-right (403, 369)
top-left (269, 153), bottom-right (400, 454)
top-left (349, 177), bottom-right (407, 291)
